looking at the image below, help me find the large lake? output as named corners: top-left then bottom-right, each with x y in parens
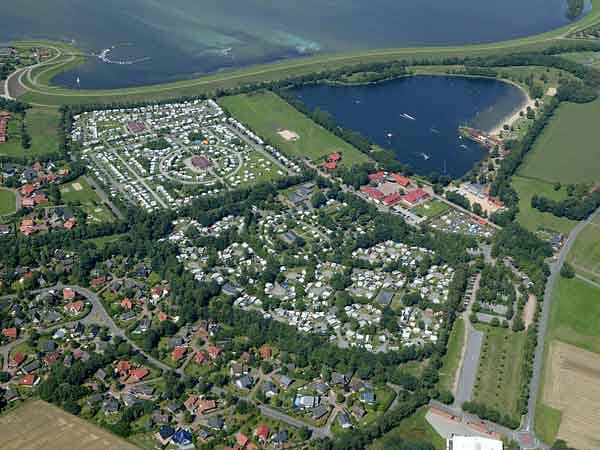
top-left (291, 76), bottom-right (526, 177)
top-left (0, 0), bottom-right (590, 89)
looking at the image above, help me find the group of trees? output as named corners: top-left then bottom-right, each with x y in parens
top-left (532, 187), bottom-right (600, 221)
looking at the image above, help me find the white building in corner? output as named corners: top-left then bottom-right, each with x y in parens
top-left (447, 436), bottom-right (503, 450)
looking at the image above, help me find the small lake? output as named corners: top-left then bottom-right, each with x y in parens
top-left (291, 75), bottom-right (527, 178)
top-left (0, 0), bottom-right (590, 89)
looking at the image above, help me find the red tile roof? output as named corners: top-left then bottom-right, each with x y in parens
top-left (383, 192), bottom-right (402, 205)
top-left (328, 152), bottom-right (342, 162)
top-left (323, 161), bottom-right (337, 170)
top-left (63, 288), bottom-right (76, 300)
top-left (368, 171), bottom-right (386, 181)
top-left (171, 346), bottom-right (187, 361)
top-left (2, 327), bottom-right (17, 339)
top-left (361, 186), bottom-right (385, 200)
top-left (403, 188), bottom-right (429, 205)
top-left (391, 173), bottom-right (411, 187)
top-left (235, 432), bottom-right (249, 447)
top-left (255, 423), bottom-right (270, 441)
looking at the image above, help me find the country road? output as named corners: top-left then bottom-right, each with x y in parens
top-left (520, 206), bottom-right (600, 446)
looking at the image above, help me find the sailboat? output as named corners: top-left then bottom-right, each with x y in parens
top-left (401, 113), bottom-right (416, 121)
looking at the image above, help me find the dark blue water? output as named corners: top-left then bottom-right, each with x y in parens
top-left (291, 76), bottom-right (526, 177)
top-left (0, 0), bottom-right (591, 89)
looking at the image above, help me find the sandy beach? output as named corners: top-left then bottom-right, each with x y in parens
top-left (487, 81), bottom-right (536, 136)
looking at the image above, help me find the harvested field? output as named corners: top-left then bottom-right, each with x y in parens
top-left (543, 341), bottom-right (600, 450)
top-left (0, 400), bottom-right (141, 450)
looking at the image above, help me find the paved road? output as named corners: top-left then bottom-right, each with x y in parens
top-left (519, 206), bottom-right (600, 447)
top-left (0, 284), bottom-right (174, 374)
top-left (259, 404), bottom-right (331, 439)
top-left (453, 274), bottom-right (482, 408)
top-left (454, 327), bottom-right (484, 407)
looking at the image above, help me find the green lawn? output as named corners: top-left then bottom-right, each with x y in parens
top-left (60, 176), bottom-right (100, 203)
top-left (438, 318), bottom-right (465, 393)
top-left (0, 108), bottom-right (60, 158)
top-left (518, 99), bottom-right (600, 184)
top-left (512, 176), bottom-right (578, 234)
top-left (0, 189), bottom-right (17, 216)
top-left (567, 215), bottom-right (600, 283)
top-left (368, 408), bottom-right (444, 450)
top-left (235, 150), bottom-right (283, 187)
top-left (472, 326), bottom-right (526, 420)
top-left (548, 275), bottom-right (600, 354)
top-left (60, 176), bottom-right (114, 223)
top-left (86, 233), bottom-right (126, 249)
top-left (219, 91), bottom-right (369, 165)
top-left (414, 199), bottom-right (450, 219)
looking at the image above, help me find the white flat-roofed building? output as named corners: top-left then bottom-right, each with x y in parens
top-left (447, 436), bottom-right (503, 450)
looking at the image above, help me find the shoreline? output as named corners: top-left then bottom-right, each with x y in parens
top-left (486, 80), bottom-right (535, 137)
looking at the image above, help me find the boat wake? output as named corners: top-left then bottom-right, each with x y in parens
top-left (401, 113), bottom-right (416, 121)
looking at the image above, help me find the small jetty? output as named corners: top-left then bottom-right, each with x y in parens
top-left (459, 126), bottom-right (502, 150)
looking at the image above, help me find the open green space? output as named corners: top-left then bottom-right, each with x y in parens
top-left (548, 275), bottom-right (600, 354)
top-left (438, 317), bottom-right (465, 393)
top-left (535, 402), bottom-right (562, 445)
top-left (85, 233), bottom-right (126, 249)
top-left (60, 176), bottom-right (114, 223)
top-left (0, 188), bottom-right (17, 216)
top-left (60, 176), bottom-right (99, 203)
top-left (518, 99), bottom-right (600, 184)
top-left (368, 407), bottom-right (444, 450)
top-left (567, 214), bottom-right (600, 283)
top-left (0, 107), bottom-right (60, 159)
top-left (414, 199), bottom-right (450, 219)
top-left (512, 176), bottom-right (578, 234)
top-left (472, 326), bottom-right (525, 420)
top-left (219, 91), bottom-right (369, 165)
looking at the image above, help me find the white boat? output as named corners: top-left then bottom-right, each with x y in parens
top-left (401, 113), bottom-right (416, 121)
top-left (419, 152), bottom-right (430, 160)
top-left (387, 133), bottom-right (393, 138)
top-left (430, 127), bottom-right (439, 134)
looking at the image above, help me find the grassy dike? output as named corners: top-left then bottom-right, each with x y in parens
top-left (12, 0), bottom-right (600, 107)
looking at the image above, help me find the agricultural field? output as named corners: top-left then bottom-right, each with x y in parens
top-left (512, 176), bottom-right (577, 234)
top-left (540, 341), bottom-right (600, 450)
top-left (548, 276), bottom-right (600, 355)
top-left (0, 188), bottom-right (17, 215)
top-left (472, 326), bottom-right (525, 421)
top-left (438, 318), bottom-right (465, 393)
top-left (566, 214), bottom-right (600, 284)
top-left (219, 91), bottom-right (369, 165)
top-left (518, 99), bottom-right (600, 184)
top-left (0, 400), bottom-right (142, 450)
